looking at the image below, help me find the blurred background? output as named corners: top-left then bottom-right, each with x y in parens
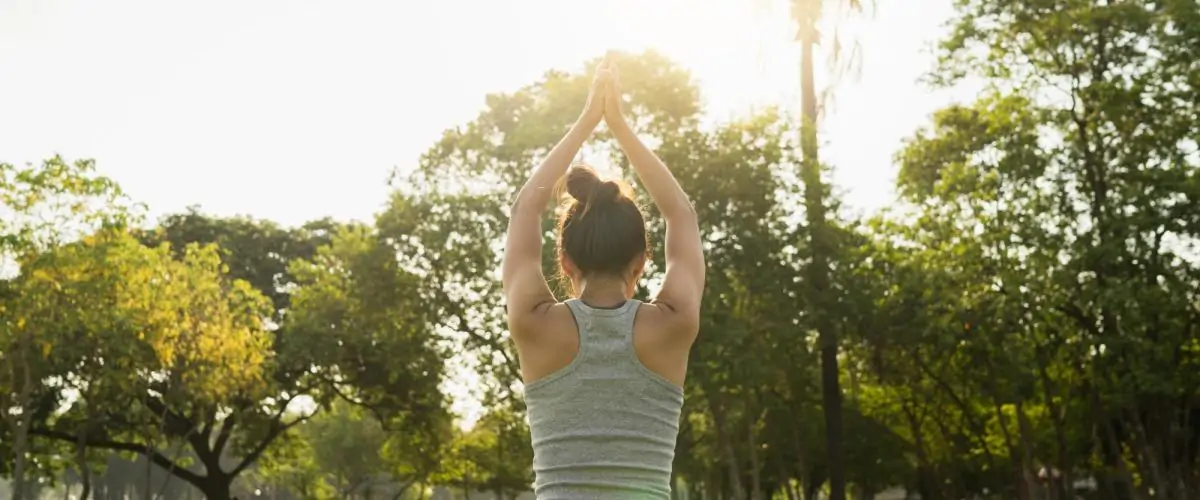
top-left (1, 0), bottom-right (1197, 498)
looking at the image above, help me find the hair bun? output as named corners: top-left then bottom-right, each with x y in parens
top-left (566, 166), bottom-right (620, 206)
top-left (596, 181), bottom-right (620, 203)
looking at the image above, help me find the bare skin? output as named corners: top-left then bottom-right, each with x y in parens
top-left (502, 56), bottom-right (705, 388)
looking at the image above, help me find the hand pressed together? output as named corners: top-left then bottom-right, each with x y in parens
top-left (580, 58), bottom-right (612, 128)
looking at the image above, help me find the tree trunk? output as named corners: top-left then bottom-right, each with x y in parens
top-left (902, 402), bottom-right (940, 500)
top-left (1181, 406), bottom-right (1198, 500)
top-left (798, 15), bottom-right (845, 500)
top-left (76, 423), bottom-right (93, 500)
top-left (1037, 346), bottom-right (1074, 500)
top-left (704, 465), bottom-right (717, 500)
top-left (1086, 382), bottom-right (1133, 500)
top-left (391, 479), bottom-right (415, 500)
top-left (10, 347), bottom-right (35, 500)
top-left (747, 405), bottom-right (764, 500)
top-left (145, 440), bottom-right (154, 500)
top-left (1015, 400), bottom-right (1040, 500)
top-left (1129, 413), bottom-right (1169, 500)
top-left (791, 419), bottom-right (813, 500)
top-left (805, 471), bottom-right (826, 500)
top-left (199, 475), bottom-right (233, 500)
top-left (1162, 403), bottom-right (1186, 500)
top-left (775, 442), bottom-right (799, 500)
top-left (708, 393), bottom-right (746, 500)
top-left (991, 398), bottom-right (1029, 500)
top-left (783, 479), bottom-right (798, 500)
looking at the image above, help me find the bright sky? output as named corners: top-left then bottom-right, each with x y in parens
top-left (1, 0), bottom-right (982, 425)
top-left (2, 0), bottom-right (980, 226)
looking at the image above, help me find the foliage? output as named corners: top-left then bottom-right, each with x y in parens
top-left (4, 3), bottom-right (1200, 496)
top-left (3, 202), bottom-right (449, 499)
top-left (0, 156), bottom-right (132, 500)
top-left (847, 0), bottom-right (1200, 498)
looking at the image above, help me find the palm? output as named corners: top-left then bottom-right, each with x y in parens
top-left (603, 73), bottom-right (624, 125)
top-left (582, 62), bottom-right (611, 126)
top-left (787, 1), bottom-right (869, 500)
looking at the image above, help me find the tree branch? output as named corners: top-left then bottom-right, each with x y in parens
top-left (212, 414), bottom-right (237, 456)
top-left (229, 412), bottom-right (315, 477)
top-left (439, 289), bottom-right (521, 382)
top-left (142, 394), bottom-right (197, 439)
top-left (29, 427), bottom-right (207, 488)
top-left (1057, 303), bottom-right (1102, 337)
top-left (199, 412), bottom-right (216, 445)
top-left (391, 479), bottom-right (417, 500)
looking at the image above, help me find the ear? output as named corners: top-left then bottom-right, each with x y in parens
top-left (624, 256), bottom-right (647, 298)
top-left (559, 251), bottom-right (581, 279)
top-left (632, 254), bottom-right (647, 279)
top-left (627, 253), bottom-right (647, 282)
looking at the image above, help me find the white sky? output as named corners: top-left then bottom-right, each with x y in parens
top-left (2, 0), bottom-right (979, 227)
top-left (1, 0), bottom-right (982, 425)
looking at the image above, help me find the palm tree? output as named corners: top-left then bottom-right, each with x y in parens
top-left (788, 1), bottom-right (868, 499)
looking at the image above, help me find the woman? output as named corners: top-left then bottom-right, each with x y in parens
top-left (502, 57), bottom-right (705, 499)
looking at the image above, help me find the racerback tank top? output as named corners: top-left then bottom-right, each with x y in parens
top-left (523, 299), bottom-right (685, 499)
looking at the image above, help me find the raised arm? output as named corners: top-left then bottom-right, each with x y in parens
top-left (502, 61), bottom-right (609, 331)
top-left (603, 65), bottom-right (705, 328)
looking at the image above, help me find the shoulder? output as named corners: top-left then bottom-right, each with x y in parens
top-left (636, 299), bottom-right (700, 343)
top-left (508, 300), bottom-right (577, 342)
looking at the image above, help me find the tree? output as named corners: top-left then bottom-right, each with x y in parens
top-left (831, 1), bottom-right (1200, 498)
top-left (304, 401), bottom-right (391, 497)
top-left (288, 398), bottom-right (448, 499)
top-left (783, 0), bottom-right (872, 496)
top-left (241, 432), bottom-right (334, 500)
top-left (448, 407), bottom-right (534, 500)
top-left (284, 221), bottom-right (450, 430)
top-left (137, 207), bottom-right (340, 320)
top-left (928, 0), bottom-right (1197, 496)
top-left (0, 156), bottom-right (129, 500)
top-left (15, 228), bottom-right (277, 499)
top-left (17, 15), bottom-right (1199, 496)
top-left (3, 201), bottom-right (450, 500)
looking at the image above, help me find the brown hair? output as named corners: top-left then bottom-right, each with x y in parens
top-left (556, 165), bottom-right (648, 290)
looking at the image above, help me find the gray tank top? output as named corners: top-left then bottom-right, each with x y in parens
top-left (523, 299), bottom-right (685, 499)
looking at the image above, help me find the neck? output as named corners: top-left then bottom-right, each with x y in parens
top-left (576, 277), bottom-right (630, 308)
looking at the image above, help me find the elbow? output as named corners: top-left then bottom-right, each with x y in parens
top-left (510, 184), bottom-right (549, 215)
top-left (662, 202), bottom-right (697, 223)
top-left (509, 187), bottom-right (530, 213)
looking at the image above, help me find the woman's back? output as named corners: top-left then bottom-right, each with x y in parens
top-left (524, 299), bottom-right (683, 499)
top-left (502, 56), bottom-right (704, 499)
